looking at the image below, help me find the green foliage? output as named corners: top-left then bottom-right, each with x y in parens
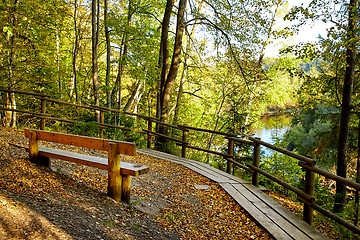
top-left (259, 152), bottom-right (304, 197)
top-left (285, 105), bottom-right (340, 167)
top-left (70, 121), bottom-right (100, 137)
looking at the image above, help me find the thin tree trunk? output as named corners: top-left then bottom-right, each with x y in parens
top-left (123, 78), bottom-right (144, 112)
top-left (104, 0), bottom-right (111, 108)
top-left (112, 0), bottom-right (133, 110)
top-left (6, 0), bottom-right (18, 128)
top-left (112, 38), bottom-right (128, 110)
top-left (333, 0), bottom-right (358, 213)
top-left (54, 1), bottom-right (62, 99)
top-left (70, 0), bottom-right (79, 102)
top-left (355, 113), bottom-right (360, 225)
top-left (206, 90), bottom-right (227, 162)
top-left (134, 78), bottom-right (146, 117)
top-left (243, 4), bottom-right (279, 127)
top-left (92, 0), bottom-right (100, 122)
top-left (172, 1), bottom-right (204, 124)
top-left (172, 68), bottom-right (185, 125)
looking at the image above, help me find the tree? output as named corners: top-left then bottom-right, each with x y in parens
top-left (111, 0), bottom-right (133, 110)
top-left (156, 0), bottom-right (187, 151)
top-left (285, 0), bottom-right (359, 213)
top-left (91, 0), bottom-right (100, 122)
top-left (104, 0), bottom-right (111, 108)
top-left (70, 0), bottom-right (79, 102)
top-left (334, 0), bottom-right (358, 213)
top-left (4, 0), bottom-right (19, 127)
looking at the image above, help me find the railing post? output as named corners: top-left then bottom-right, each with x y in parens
top-left (100, 110), bottom-right (104, 137)
top-left (227, 138), bottom-right (234, 174)
top-left (147, 119), bottom-right (152, 149)
top-left (40, 97), bottom-right (47, 130)
top-left (303, 161), bottom-right (315, 225)
top-left (181, 127), bottom-right (189, 158)
top-left (252, 137), bottom-right (261, 187)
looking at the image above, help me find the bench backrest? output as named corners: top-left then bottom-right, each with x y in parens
top-left (24, 129), bottom-right (136, 156)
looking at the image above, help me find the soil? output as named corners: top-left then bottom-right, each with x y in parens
top-left (0, 127), bottom-right (273, 240)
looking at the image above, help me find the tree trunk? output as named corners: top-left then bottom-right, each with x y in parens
top-left (333, 0), bottom-right (358, 213)
top-left (154, 0), bottom-right (174, 150)
top-left (133, 78), bottom-right (146, 118)
top-left (112, 46), bottom-right (126, 110)
top-left (104, 0), bottom-right (111, 108)
top-left (112, 0), bottom-right (133, 110)
top-left (70, 0), bottom-right (78, 102)
top-left (54, 0), bottom-right (62, 99)
top-left (123, 78), bottom-right (144, 112)
top-left (172, 67), bottom-right (185, 125)
top-left (172, 1), bottom-right (203, 124)
top-left (6, 0), bottom-right (18, 128)
top-left (157, 0), bottom-right (174, 120)
top-left (156, 0), bottom-right (186, 152)
top-left (355, 113), bottom-right (360, 225)
top-left (92, 0), bottom-right (100, 122)
top-left (160, 0), bottom-right (186, 121)
top-left (243, 3), bottom-right (279, 127)
top-left (206, 90), bottom-right (227, 162)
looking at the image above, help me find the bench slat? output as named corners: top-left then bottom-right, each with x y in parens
top-left (27, 146), bottom-right (149, 176)
top-left (24, 129), bottom-right (136, 156)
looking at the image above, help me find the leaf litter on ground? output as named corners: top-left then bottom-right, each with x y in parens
top-left (0, 127), bottom-right (336, 239)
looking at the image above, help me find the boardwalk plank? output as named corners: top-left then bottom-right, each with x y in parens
top-left (220, 183), bottom-right (292, 240)
top-left (138, 149), bottom-right (244, 184)
top-left (138, 148), bottom-right (328, 240)
top-left (232, 183), bottom-right (312, 240)
top-left (243, 184), bottom-right (327, 240)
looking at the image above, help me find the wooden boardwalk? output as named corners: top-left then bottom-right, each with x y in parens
top-left (138, 148), bottom-right (328, 240)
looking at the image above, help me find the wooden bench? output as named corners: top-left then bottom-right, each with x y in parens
top-left (24, 129), bottom-right (149, 203)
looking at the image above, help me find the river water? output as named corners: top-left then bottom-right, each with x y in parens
top-left (252, 114), bottom-right (292, 156)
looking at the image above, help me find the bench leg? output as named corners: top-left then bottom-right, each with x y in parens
top-left (121, 175), bottom-right (131, 203)
top-left (108, 142), bottom-right (122, 202)
top-left (29, 131), bottom-right (50, 167)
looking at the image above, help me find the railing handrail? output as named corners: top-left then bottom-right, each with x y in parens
top-left (178, 124), bottom-right (237, 137)
top-left (248, 136), bottom-right (316, 166)
top-left (0, 88), bottom-right (51, 98)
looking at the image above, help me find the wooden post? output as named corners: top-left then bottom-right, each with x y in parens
top-left (252, 137), bottom-right (261, 187)
top-left (121, 175), bottom-right (131, 203)
top-left (29, 130), bottom-right (50, 166)
top-left (100, 110), bottom-right (104, 137)
top-left (147, 119), bottom-right (152, 149)
top-left (303, 162), bottom-right (315, 225)
top-left (181, 127), bottom-right (188, 158)
top-left (227, 138), bottom-right (234, 174)
top-left (40, 97), bottom-right (47, 130)
top-left (29, 131), bottom-right (39, 163)
top-left (107, 142), bottom-right (122, 202)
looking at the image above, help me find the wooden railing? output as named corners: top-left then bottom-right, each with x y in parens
top-left (1, 88), bottom-right (360, 235)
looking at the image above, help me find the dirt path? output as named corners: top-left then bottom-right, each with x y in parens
top-left (0, 127), bottom-right (272, 239)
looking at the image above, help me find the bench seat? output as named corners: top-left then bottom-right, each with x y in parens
top-left (26, 146), bottom-right (149, 176)
top-left (24, 129), bottom-right (149, 203)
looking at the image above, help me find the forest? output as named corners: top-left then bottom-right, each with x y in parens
top-left (0, 0), bottom-right (359, 238)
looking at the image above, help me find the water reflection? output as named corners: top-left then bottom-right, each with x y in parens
top-left (252, 114), bottom-right (292, 156)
